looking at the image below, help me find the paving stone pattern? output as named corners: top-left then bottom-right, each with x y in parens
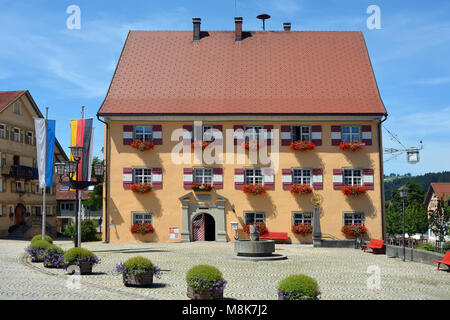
top-left (0, 240), bottom-right (448, 300)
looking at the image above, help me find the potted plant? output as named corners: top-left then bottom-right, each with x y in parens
top-left (63, 247), bottom-right (101, 275)
top-left (43, 246), bottom-right (65, 268)
top-left (289, 140), bottom-right (316, 152)
top-left (191, 140), bottom-right (212, 150)
top-left (186, 265), bottom-right (227, 300)
top-left (131, 223), bottom-right (154, 235)
top-left (31, 234), bottom-right (54, 244)
top-left (130, 140), bottom-right (154, 152)
top-left (25, 240), bottom-right (53, 263)
top-left (115, 256), bottom-right (162, 287)
top-left (243, 222), bottom-right (268, 235)
top-left (277, 274), bottom-right (319, 300)
top-left (131, 183), bottom-right (153, 194)
top-left (242, 184), bottom-right (266, 195)
top-left (191, 182), bottom-right (214, 191)
top-left (289, 184), bottom-right (313, 194)
top-left (342, 185), bottom-right (367, 196)
top-left (241, 139), bottom-right (261, 151)
top-left (339, 140), bottom-right (365, 151)
top-left (292, 224), bottom-right (313, 234)
top-left (341, 224), bottom-right (367, 236)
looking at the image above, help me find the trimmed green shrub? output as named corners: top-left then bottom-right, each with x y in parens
top-left (186, 265), bottom-right (226, 292)
top-left (278, 274), bottom-right (319, 300)
top-left (31, 234), bottom-right (53, 244)
top-left (29, 240), bottom-right (53, 250)
top-left (63, 247), bottom-right (100, 265)
top-left (115, 256), bottom-right (162, 277)
top-left (25, 240), bottom-right (53, 261)
top-left (442, 241), bottom-right (450, 252)
top-left (417, 243), bottom-right (436, 252)
top-left (62, 220), bottom-right (99, 242)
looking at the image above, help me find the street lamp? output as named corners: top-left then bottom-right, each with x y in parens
top-left (398, 186), bottom-right (409, 261)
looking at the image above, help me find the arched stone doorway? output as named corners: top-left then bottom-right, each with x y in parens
top-left (15, 204), bottom-right (26, 225)
top-left (192, 213), bottom-right (216, 241)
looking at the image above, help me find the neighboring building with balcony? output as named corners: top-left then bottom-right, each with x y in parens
top-left (0, 90), bottom-right (68, 238)
top-left (56, 176), bottom-right (102, 233)
top-left (424, 183), bottom-right (450, 243)
top-left (97, 18), bottom-right (388, 244)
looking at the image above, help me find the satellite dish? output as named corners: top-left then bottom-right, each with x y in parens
top-left (257, 13), bottom-right (271, 31)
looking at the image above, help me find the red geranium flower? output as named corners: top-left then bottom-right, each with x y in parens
top-left (339, 140), bottom-right (365, 151)
top-left (342, 185), bottom-right (367, 196)
top-left (130, 183), bottom-right (153, 194)
top-left (130, 140), bottom-right (154, 152)
top-left (289, 184), bottom-right (313, 194)
top-left (289, 140), bottom-right (316, 151)
top-left (242, 184), bottom-right (266, 195)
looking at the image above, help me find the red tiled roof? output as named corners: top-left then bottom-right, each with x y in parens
top-left (98, 30), bottom-right (387, 115)
top-left (56, 176), bottom-right (97, 201)
top-left (0, 91), bottom-right (26, 113)
top-left (431, 183), bottom-right (450, 199)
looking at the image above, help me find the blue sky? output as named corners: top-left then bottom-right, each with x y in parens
top-left (0, 0), bottom-right (449, 175)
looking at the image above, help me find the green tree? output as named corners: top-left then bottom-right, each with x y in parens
top-left (82, 157), bottom-right (103, 211)
top-left (429, 194), bottom-right (450, 245)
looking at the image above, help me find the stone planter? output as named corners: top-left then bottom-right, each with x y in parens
top-left (68, 261), bottom-right (93, 275)
top-left (187, 286), bottom-right (223, 300)
top-left (43, 261), bottom-right (60, 268)
top-left (122, 273), bottom-right (154, 287)
top-left (31, 257), bottom-right (44, 263)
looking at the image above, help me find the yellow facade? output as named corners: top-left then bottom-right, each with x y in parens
top-left (0, 92), bottom-right (67, 238)
top-left (102, 116), bottom-right (385, 243)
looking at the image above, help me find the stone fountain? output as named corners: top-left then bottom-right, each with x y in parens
top-left (231, 225), bottom-right (287, 261)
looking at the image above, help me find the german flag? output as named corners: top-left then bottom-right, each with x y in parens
top-left (70, 118), bottom-right (94, 182)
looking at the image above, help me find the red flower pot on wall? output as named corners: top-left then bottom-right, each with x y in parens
top-left (289, 184), bottom-right (313, 195)
top-left (131, 184), bottom-right (153, 194)
top-left (289, 140), bottom-right (316, 152)
top-left (342, 185), bottom-right (367, 196)
top-left (130, 140), bottom-right (155, 152)
top-left (241, 184), bottom-right (266, 195)
top-left (339, 140), bottom-right (365, 151)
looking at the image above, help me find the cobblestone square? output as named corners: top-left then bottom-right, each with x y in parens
top-left (0, 239), bottom-right (448, 300)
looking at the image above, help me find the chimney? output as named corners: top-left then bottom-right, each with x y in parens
top-left (193, 18), bottom-right (201, 41)
top-left (283, 22), bottom-right (291, 31)
top-left (235, 17), bottom-right (243, 41)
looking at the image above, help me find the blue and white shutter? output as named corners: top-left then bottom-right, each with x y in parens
top-left (123, 168), bottom-right (133, 189)
top-left (282, 169), bottom-right (292, 190)
top-left (183, 168), bottom-right (193, 189)
top-left (152, 168), bottom-right (162, 189)
top-left (363, 169), bottom-right (374, 190)
top-left (262, 168), bottom-right (274, 190)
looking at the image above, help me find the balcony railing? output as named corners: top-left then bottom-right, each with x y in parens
top-left (1, 165), bottom-right (39, 180)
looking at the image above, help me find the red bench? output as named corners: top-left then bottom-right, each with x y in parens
top-left (434, 252), bottom-right (450, 271)
top-left (362, 239), bottom-right (384, 254)
top-left (260, 232), bottom-right (289, 243)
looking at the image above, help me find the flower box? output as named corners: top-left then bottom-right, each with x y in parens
top-left (131, 223), bottom-right (154, 235)
top-left (130, 140), bottom-right (154, 152)
top-left (342, 185), bottom-right (367, 196)
top-left (289, 184), bottom-right (313, 194)
top-left (241, 139), bottom-right (261, 151)
top-left (187, 286), bottom-right (223, 300)
top-left (131, 183), bottom-right (153, 194)
top-left (339, 140), bottom-right (365, 151)
top-left (289, 140), bottom-right (316, 152)
top-left (341, 224), bottom-right (367, 235)
top-left (123, 273), bottom-right (154, 287)
top-left (292, 224), bottom-right (313, 234)
top-left (67, 261), bottom-right (93, 275)
top-left (191, 183), bottom-right (214, 191)
top-left (242, 184), bottom-right (266, 195)
top-left (191, 140), bottom-right (212, 150)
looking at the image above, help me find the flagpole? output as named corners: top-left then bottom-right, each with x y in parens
top-left (42, 107), bottom-right (48, 241)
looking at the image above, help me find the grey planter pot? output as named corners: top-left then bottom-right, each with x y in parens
top-left (187, 286), bottom-right (223, 300)
top-left (122, 273), bottom-right (154, 287)
top-left (67, 261), bottom-right (93, 275)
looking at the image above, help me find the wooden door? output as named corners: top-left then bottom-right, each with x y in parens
top-left (15, 206), bottom-right (24, 225)
top-left (192, 214), bottom-right (205, 241)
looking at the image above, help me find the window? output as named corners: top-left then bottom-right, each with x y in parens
top-left (13, 101), bottom-right (22, 115)
top-left (0, 124), bottom-right (5, 139)
top-left (343, 169), bottom-right (362, 186)
top-left (133, 168), bottom-right (152, 184)
top-left (193, 168), bottom-right (213, 184)
top-left (0, 178), bottom-right (3, 192)
top-left (292, 169), bottom-right (312, 185)
top-left (244, 168), bottom-right (263, 185)
top-left (291, 126), bottom-right (311, 141)
top-left (342, 126), bottom-right (361, 142)
top-left (16, 181), bottom-right (24, 192)
top-left (202, 125), bottom-right (214, 141)
top-left (343, 212), bottom-right (365, 225)
top-left (135, 126), bottom-right (152, 141)
top-left (26, 132), bottom-right (33, 145)
top-left (244, 212), bottom-right (265, 225)
top-left (244, 126), bottom-right (262, 141)
top-left (34, 206), bottom-right (42, 216)
top-left (132, 212), bottom-right (152, 224)
top-left (13, 128), bottom-right (20, 142)
top-left (293, 212), bottom-right (313, 225)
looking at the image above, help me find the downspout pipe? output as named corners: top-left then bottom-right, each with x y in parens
top-left (96, 115), bottom-right (109, 243)
top-left (378, 114), bottom-right (388, 240)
